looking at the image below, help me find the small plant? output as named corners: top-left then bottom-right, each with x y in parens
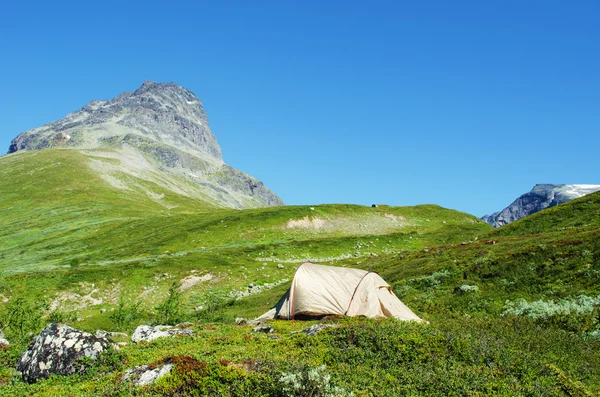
top-left (110, 299), bottom-right (143, 331)
top-left (155, 282), bottom-right (183, 325)
top-left (279, 365), bottom-right (354, 397)
top-left (48, 310), bottom-right (78, 324)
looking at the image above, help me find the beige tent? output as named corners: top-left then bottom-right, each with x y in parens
top-left (257, 262), bottom-right (422, 321)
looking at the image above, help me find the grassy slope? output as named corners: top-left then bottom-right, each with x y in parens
top-left (1, 150), bottom-right (599, 395)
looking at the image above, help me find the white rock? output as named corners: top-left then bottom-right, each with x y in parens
top-left (122, 363), bottom-right (173, 386)
top-left (131, 325), bottom-right (193, 343)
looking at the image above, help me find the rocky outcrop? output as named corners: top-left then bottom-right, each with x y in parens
top-left (122, 363), bottom-right (173, 386)
top-left (16, 323), bottom-right (110, 383)
top-left (131, 325), bottom-right (193, 343)
top-left (482, 184), bottom-right (600, 228)
top-left (6, 81), bottom-right (284, 209)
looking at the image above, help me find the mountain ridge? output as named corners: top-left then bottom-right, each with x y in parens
top-left (6, 81), bottom-right (283, 209)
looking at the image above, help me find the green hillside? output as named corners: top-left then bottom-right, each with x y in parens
top-left (1, 150), bottom-right (599, 395)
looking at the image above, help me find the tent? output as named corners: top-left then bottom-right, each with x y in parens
top-left (257, 262), bottom-right (422, 321)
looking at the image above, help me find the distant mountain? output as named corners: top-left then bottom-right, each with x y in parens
top-left (6, 81), bottom-right (283, 209)
top-left (482, 184), bottom-right (600, 228)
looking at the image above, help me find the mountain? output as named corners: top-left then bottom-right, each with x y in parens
top-left (6, 81), bottom-right (284, 209)
top-left (481, 184), bottom-right (600, 228)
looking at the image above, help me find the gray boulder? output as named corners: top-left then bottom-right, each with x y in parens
top-left (252, 326), bottom-right (274, 333)
top-left (122, 363), bottom-right (173, 386)
top-left (131, 325), bottom-right (193, 343)
top-left (0, 330), bottom-right (9, 345)
top-left (16, 323), bottom-right (110, 383)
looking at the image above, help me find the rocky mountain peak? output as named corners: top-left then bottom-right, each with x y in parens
top-left (8, 81), bottom-right (222, 161)
top-left (482, 184), bottom-right (600, 227)
top-left (5, 81), bottom-right (284, 209)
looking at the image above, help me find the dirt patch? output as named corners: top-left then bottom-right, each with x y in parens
top-left (179, 274), bottom-right (214, 291)
top-left (285, 216), bottom-right (328, 230)
top-left (49, 282), bottom-right (120, 311)
top-left (383, 213), bottom-right (407, 222)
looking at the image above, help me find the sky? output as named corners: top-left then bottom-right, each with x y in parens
top-left (1, 1), bottom-right (599, 216)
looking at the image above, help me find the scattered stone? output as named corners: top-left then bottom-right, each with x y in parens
top-left (131, 325), bottom-right (193, 343)
top-left (95, 330), bottom-right (128, 339)
top-left (117, 342), bottom-right (128, 347)
top-left (252, 326), bottom-right (274, 334)
top-left (122, 363), bottom-right (173, 386)
top-left (16, 323), bottom-right (110, 383)
top-left (277, 264), bottom-right (284, 269)
top-left (100, 309), bottom-right (107, 314)
top-left (268, 335), bottom-right (280, 340)
top-left (291, 324), bottom-right (337, 336)
top-left (0, 330), bottom-right (9, 346)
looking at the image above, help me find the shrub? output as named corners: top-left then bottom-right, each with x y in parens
top-left (110, 300), bottom-right (143, 331)
top-left (502, 295), bottom-right (600, 319)
top-left (456, 285), bottom-right (479, 294)
top-left (409, 270), bottom-right (452, 290)
top-left (279, 365), bottom-right (354, 397)
top-left (156, 282), bottom-right (183, 325)
top-left (2, 297), bottom-right (47, 341)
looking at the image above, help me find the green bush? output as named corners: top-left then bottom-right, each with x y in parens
top-left (1, 297), bottom-right (47, 341)
top-left (155, 282), bottom-right (184, 325)
top-left (109, 299), bottom-right (143, 331)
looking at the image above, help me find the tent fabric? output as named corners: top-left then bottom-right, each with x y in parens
top-left (256, 262), bottom-right (422, 321)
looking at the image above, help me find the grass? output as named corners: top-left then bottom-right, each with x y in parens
top-left (1, 149), bottom-right (599, 395)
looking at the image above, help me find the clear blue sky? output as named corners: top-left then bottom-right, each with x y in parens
top-left (1, 1), bottom-right (598, 216)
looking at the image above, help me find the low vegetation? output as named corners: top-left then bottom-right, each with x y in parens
top-left (1, 150), bottom-right (599, 395)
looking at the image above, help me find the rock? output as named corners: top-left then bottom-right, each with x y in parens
top-left (95, 330), bottom-right (128, 339)
top-left (252, 326), bottom-right (274, 334)
top-left (236, 318), bottom-right (262, 326)
top-left (122, 363), bottom-right (173, 386)
top-left (117, 342), bottom-right (128, 347)
top-left (100, 309), bottom-right (107, 314)
top-left (16, 323), bottom-right (110, 383)
top-left (131, 325), bottom-right (193, 343)
top-left (0, 330), bottom-right (9, 346)
top-left (277, 264), bottom-right (284, 269)
top-left (291, 324), bottom-right (337, 336)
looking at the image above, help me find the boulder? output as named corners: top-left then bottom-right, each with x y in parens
top-left (252, 326), bottom-right (274, 334)
top-left (131, 325), bottom-right (193, 343)
top-left (235, 318), bottom-right (261, 326)
top-left (122, 363), bottom-right (173, 386)
top-left (0, 330), bottom-right (9, 345)
top-left (16, 323), bottom-right (110, 383)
